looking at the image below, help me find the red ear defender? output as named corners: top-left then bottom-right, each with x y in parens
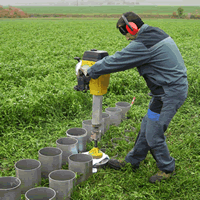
top-left (126, 22), bottom-right (138, 35)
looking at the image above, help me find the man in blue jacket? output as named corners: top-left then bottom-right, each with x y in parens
top-left (86, 11), bottom-right (188, 183)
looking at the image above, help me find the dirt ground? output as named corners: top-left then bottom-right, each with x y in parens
top-left (29, 14), bottom-right (177, 19)
top-left (0, 14), bottom-right (197, 20)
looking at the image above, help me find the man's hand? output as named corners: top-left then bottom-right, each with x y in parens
top-left (80, 64), bottom-right (90, 76)
top-left (84, 74), bottom-right (91, 86)
top-left (74, 64), bottom-right (91, 92)
top-left (74, 72), bottom-right (91, 92)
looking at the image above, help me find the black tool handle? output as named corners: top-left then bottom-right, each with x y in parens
top-left (94, 140), bottom-right (98, 148)
top-left (74, 57), bottom-right (80, 62)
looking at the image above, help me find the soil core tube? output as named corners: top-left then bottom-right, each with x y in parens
top-left (66, 128), bottom-right (87, 152)
top-left (49, 170), bottom-right (76, 200)
top-left (105, 107), bottom-right (122, 126)
top-left (15, 159), bottom-right (41, 194)
top-left (56, 137), bottom-right (78, 165)
top-left (25, 187), bottom-right (56, 200)
top-left (115, 101), bottom-right (131, 120)
top-left (0, 177), bottom-right (21, 200)
top-left (38, 147), bottom-right (62, 178)
top-left (68, 153), bottom-right (93, 185)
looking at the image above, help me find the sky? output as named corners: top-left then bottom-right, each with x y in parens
top-left (0, 0), bottom-right (200, 6)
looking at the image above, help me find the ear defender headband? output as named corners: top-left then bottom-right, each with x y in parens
top-left (119, 15), bottom-right (139, 36)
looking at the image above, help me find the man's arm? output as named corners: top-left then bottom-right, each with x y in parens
top-left (87, 41), bottom-right (151, 79)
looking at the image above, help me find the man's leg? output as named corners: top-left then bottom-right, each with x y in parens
top-left (125, 114), bottom-right (150, 167)
top-left (108, 113), bottom-right (150, 170)
top-left (146, 96), bottom-right (186, 173)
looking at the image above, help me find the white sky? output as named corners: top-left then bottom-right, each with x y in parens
top-left (0, 0), bottom-right (199, 6)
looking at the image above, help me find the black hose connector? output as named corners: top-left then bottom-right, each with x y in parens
top-left (94, 140), bottom-right (98, 148)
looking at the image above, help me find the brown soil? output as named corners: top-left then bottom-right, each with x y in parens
top-left (27, 13), bottom-right (188, 19)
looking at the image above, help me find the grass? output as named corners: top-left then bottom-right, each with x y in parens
top-left (2, 5), bottom-right (200, 15)
top-left (0, 18), bottom-right (200, 199)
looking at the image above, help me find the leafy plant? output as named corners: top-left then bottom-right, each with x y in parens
top-left (177, 7), bottom-right (184, 18)
top-left (0, 18), bottom-right (199, 200)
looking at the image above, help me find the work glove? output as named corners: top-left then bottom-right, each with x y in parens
top-left (83, 73), bottom-right (91, 90)
top-left (79, 64), bottom-right (90, 77)
top-left (74, 67), bottom-right (91, 92)
top-left (79, 64), bottom-right (91, 91)
top-left (75, 74), bottom-right (91, 92)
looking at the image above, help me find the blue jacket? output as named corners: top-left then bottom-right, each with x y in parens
top-left (87, 24), bottom-right (188, 98)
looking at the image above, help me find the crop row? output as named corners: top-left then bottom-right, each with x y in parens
top-left (0, 19), bottom-right (199, 136)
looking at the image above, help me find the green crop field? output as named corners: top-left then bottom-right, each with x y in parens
top-left (2, 5), bottom-right (200, 15)
top-left (0, 18), bottom-right (200, 199)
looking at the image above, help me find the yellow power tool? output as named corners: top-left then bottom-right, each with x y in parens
top-left (74, 49), bottom-right (110, 159)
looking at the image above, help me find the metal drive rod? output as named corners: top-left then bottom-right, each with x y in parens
top-left (91, 95), bottom-right (103, 143)
top-left (92, 95), bottom-right (103, 125)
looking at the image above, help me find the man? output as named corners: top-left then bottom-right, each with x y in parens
top-left (84, 11), bottom-right (188, 183)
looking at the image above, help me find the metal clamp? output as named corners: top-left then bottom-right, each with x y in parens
top-left (90, 129), bottom-right (101, 141)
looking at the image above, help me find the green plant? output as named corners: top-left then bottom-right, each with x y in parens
top-left (0, 18), bottom-right (200, 200)
top-left (177, 7), bottom-right (184, 18)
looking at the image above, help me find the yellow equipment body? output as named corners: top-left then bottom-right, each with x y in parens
top-left (81, 60), bottom-right (110, 96)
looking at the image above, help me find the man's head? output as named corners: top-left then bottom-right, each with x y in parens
top-left (116, 12), bottom-right (144, 41)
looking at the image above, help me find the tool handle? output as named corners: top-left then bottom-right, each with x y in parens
top-left (131, 97), bottom-right (136, 106)
top-left (94, 140), bottom-right (98, 148)
top-left (74, 57), bottom-right (80, 62)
